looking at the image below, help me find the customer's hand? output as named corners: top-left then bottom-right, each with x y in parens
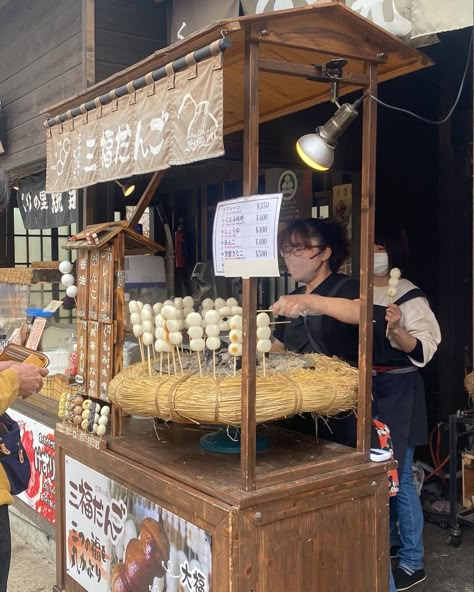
top-left (0, 360), bottom-right (16, 372)
top-left (10, 364), bottom-right (49, 399)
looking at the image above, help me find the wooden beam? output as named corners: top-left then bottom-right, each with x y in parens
top-left (259, 59), bottom-right (369, 87)
top-left (127, 170), bottom-right (166, 229)
top-left (82, 0), bottom-right (96, 88)
top-left (357, 63), bottom-right (377, 457)
top-left (241, 28), bottom-right (260, 493)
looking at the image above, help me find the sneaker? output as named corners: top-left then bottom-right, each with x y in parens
top-left (390, 545), bottom-right (400, 559)
top-left (393, 567), bottom-right (427, 591)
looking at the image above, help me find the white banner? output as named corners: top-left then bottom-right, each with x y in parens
top-left (65, 456), bottom-right (212, 592)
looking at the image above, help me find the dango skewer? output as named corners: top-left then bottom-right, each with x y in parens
top-left (386, 267), bottom-right (401, 337)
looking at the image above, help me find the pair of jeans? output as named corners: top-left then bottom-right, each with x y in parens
top-left (0, 504), bottom-right (11, 592)
top-left (390, 446), bottom-right (424, 571)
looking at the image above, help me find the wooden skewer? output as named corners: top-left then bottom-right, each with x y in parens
top-left (176, 346), bottom-right (184, 374)
top-left (257, 309), bottom-right (273, 313)
top-left (233, 355), bottom-right (237, 377)
top-left (167, 352), bottom-right (171, 376)
top-left (171, 347), bottom-right (177, 375)
top-left (159, 352), bottom-right (163, 376)
top-left (197, 352), bottom-right (202, 378)
top-left (262, 352), bottom-right (266, 378)
top-left (269, 320), bottom-right (291, 325)
top-left (147, 345), bottom-right (152, 377)
top-left (138, 337), bottom-right (145, 362)
top-left (212, 350), bottom-right (216, 379)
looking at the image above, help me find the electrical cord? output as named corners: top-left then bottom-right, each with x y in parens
top-left (354, 30), bottom-right (473, 126)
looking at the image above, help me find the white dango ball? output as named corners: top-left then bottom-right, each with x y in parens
top-left (390, 268), bottom-right (401, 279)
top-left (162, 305), bottom-right (178, 320)
top-left (142, 332), bottom-right (154, 347)
top-left (257, 339), bottom-right (272, 353)
top-left (214, 298), bottom-right (226, 310)
top-left (61, 273), bottom-right (75, 287)
top-left (174, 297), bottom-right (183, 309)
top-left (140, 309), bottom-right (153, 323)
top-left (205, 325), bottom-right (220, 338)
top-left (188, 326), bottom-right (204, 339)
top-left (226, 297), bottom-right (238, 308)
top-left (387, 287), bottom-right (398, 298)
top-left (231, 306), bottom-right (243, 316)
top-left (388, 277), bottom-right (399, 287)
top-left (166, 319), bottom-right (180, 333)
top-left (66, 285), bottom-right (78, 298)
top-left (143, 303), bottom-right (152, 310)
top-left (229, 315), bottom-right (242, 330)
top-left (155, 314), bottom-right (164, 328)
top-left (129, 300), bottom-right (139, 313)
top-left (219, 320), bottom-right (230, 332)
top-left (96, 424), bottom-right (107, 437)
top-left (98, 415), bottom-right (109, 426)
top-left (100, 405), bottom-right (110, 417)
top-left (229, 329), bottom-right (242, 343)
top-left (219, 306), bottom-right (231, 318)
top-left (161, 341), bottom-right (171, 353)
top-left (169, 332), bottom-right (183, 346)
top-left (257, 326), bottom-right (271, 340)
top-left (228, 343), bottom-right (242, 356)
top-left (202, 298), bottom-right (214, 309)
top-left (133, 325), bottom-right (143, 337)
top-left (155, 327), bottom-right (165, 340)
top-left (163, 300), bottom-right (174, 307)
top-left (130, 312), bottom-right (141, 325)
top-left (59, 260), bottom-right (73, 274)
top-left (256, 312), bottom-right (271, 327)
top-left (141, 320), bottom-right (153, 333)
top-left (190, 338), bottom-right (205, 352)
top-left (136, 301), bottom-right (144, 310)
top-left (186, 312), bottom-right (202, 327)
top-left (155, 339), bottom-right (166, 352)
top-left (206, 337), bottom-right (221, 351)
top-left (153, 303), bottom-right (163, 315)
top-left (182, 296), bottom-right (194, 309)
top-left (204, 310), bottom-right (220, 325)
top-left (175, 308), bottom-right (183, 320)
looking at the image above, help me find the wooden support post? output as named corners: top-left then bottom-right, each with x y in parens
top-left (357, 63), bottom-right (377, 457)
top-left (127, 170), bottom-right (166, 229)
top-left (241, 28), bottom-right (259, 492)
top-left (111, 232), bottom-right (125, 437)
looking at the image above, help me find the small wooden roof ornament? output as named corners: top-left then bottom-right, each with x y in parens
top-left (63, 221), bottom-right (165, 255)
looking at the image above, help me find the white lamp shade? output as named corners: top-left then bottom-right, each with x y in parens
top-left (296, 133), bottom-right (334, 171)
top-left (59, 260), bottom-right (73, 274)
top-left (61, 273), bottom-right (75, 287)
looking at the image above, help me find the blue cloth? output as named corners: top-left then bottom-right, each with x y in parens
top-left (390, 447), bottom-right (425, 571)
top-left (389, 567), bottom-right (397, 592)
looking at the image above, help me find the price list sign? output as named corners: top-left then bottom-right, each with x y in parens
top-left (213, 193), bottom-right (282, 278)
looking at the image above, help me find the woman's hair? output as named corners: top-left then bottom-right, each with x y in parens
top-left (278, 218), bottom-right (350, 272)
top-left (0, 168), bottom-right (9, 214)
top-left (375, 224), bottom-right (409, 272)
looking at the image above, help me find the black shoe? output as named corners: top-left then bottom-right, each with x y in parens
top-left (390, 545), bottom-right (400, 559)
top-left (393, 567), bottom-right (427, 591)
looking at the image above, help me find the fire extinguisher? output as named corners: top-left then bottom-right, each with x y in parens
top-left (174, 218), bottom-right (187, 269)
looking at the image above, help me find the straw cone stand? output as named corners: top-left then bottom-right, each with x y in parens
top-left (109, 354), bottom-right (358, 426)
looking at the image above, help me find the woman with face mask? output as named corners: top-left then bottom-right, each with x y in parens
top-left (271, 218), bottom-right (360, 364)
top-left (371, 226), bottom-right (441, 591)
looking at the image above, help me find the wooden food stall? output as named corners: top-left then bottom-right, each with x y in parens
top-left (43, 5), bottom-right (430, 591)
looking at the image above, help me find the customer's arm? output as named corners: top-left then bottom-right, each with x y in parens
top-left (0, 364), bottom-right (48, 414)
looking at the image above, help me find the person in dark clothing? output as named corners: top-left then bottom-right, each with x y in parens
top-left (372, 226), bottom-right (440, 591)
top-left (271, 218), bottom-right (359, 442)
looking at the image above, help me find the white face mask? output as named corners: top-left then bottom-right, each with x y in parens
top-left (374, 252), bottom-right (389, 277)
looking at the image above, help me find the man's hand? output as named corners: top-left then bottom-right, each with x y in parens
top-left (0, 361), bottom-right (17, 373)
top-left (10, 364), bottom-right (49, 399)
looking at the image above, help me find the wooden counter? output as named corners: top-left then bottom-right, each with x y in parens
top-left (55, 419), bottom-right (392, 591)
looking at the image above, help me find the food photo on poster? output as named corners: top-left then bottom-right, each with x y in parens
top-left (8, 409), bottom-right (56, 525)
top-left (65, 456), bottom-right (212, 592)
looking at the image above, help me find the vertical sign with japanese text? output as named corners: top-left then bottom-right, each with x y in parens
top-left (9, 410), bottom-right (56, 524)
top-left (65, 456), bottom-right (212, 592)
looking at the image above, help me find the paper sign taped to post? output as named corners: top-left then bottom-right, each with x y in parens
top-left (213, 193), bottom-right (282, 277)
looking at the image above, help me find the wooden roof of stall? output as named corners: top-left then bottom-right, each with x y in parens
top-left (44, 2), bottom-right (431, 135)
top-left (64, 222), bottom-right (165, 255)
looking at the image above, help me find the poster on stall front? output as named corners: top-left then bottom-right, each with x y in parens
top-left (65, 456), bottom-right (212, 592)
top-left (8, 410), bottom-right (56, 525)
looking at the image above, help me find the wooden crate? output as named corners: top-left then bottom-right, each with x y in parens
top-left (462, 452), bottom-right (474, 509)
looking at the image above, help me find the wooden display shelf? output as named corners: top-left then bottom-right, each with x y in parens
top-left (55, 420), bottom-right (393, 592)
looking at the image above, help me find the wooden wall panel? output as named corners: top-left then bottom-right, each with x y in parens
top-left (0, 0), bottom-right (82, 174)
top-left (95, 0), bottom-right (167, 83)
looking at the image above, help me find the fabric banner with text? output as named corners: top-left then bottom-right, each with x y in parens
top-left (45, 55), bottom-right (224, 193)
